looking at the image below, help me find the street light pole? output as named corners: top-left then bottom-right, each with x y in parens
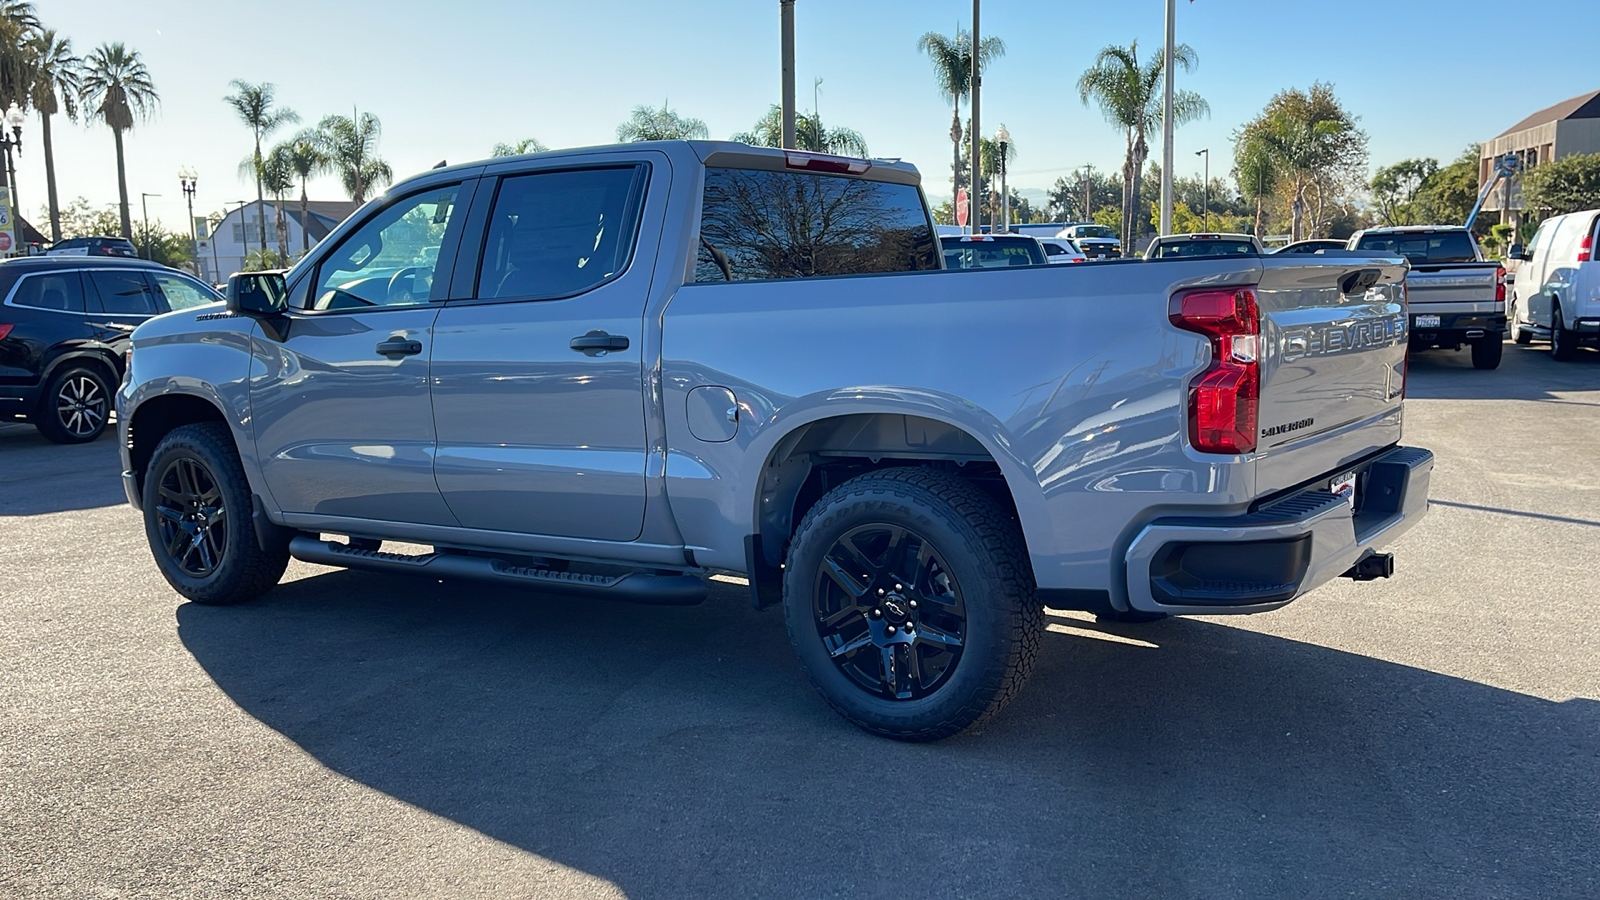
top-left (139, 192), bottom-right (160, 259)
top-left (179, 168), bottom-right (198, 275)
top-left (968, 0), bottom-right (981, 235)
top-left (996, 124), bottom-right (1010, 231)
top-left (1159, 0), bottom-right (1176, 238)
top-left (780, 0), bottom-right (796, 150)
top-left (1081, 165), bottom-right (1092, 222)
top-left (1195, 149), bottom-right (1209, 232)
top-left (0, 103), bottom-right (23, 249)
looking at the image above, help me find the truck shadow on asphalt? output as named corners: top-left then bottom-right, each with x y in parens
top-left (177, 570), bottom-right (1599, 898)
top-left (0, 424), bottom-right (127, 516)
top-left (1406, 342), bottom-right (1600, 404)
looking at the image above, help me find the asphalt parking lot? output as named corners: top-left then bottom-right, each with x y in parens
top-left (2, 341), bottom-right (1597, 899)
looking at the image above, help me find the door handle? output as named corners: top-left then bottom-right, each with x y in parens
top-left (375, 338), bottom-right (423, 357)
top-left (91, 322), bottom-right (136, 333)
top-left (569, 330), bottom-right (630, 355)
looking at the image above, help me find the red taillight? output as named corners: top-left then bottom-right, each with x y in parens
top-left (1579, 235), bottom-right (1593, 263)
top-left (784, 150), bottom-right (872, 175)
top-left (0, 323), bottom-right (12, 341)
top-left (1496, 265), bottom-right (1506, 303)
top-left (1170, 287), bottom-right (1260, 454)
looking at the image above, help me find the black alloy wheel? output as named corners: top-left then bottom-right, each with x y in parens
top-left (813, 523), bottom-right (967, 701)
top-left (153, 456), bottom-right (228, 578)
top-left (36, 366), bottom-right (111, 443)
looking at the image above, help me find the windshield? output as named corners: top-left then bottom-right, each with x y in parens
top-left (941, 237), bottom-right (1046, 269)
top-left (1354, 231), bottom-right (1478, 264)
top-left (1071, 226), bottom-right (1115, 239)
top-left (1150, 238), bottom-right (1259, 259)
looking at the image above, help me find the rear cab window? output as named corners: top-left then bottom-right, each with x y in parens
top-left (941, 237), bottom-right (1046, 269)
top-left (694, 167), bottom-right (939, 282)
top-left (1355, 231), bottom-right (1478, 264)
top-left (1150, 238), bottom-right (1259, 259)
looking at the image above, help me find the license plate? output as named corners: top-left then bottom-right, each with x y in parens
top-left (1330, 472), bottom-right (1357, 509)
top-left (1416, 314), bottom-right (1441, 328)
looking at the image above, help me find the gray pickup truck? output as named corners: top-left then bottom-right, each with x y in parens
top-left (1349, 226), bottom-right (1507, 369)
top-left (117, 141), bottom-right (1433, 740)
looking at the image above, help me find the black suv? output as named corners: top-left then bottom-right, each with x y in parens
top-left (0, 257), bottom-right (221, 443)
top-left (45, 236), bottom-right (139, 258)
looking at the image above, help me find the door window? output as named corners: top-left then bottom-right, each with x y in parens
top-left (309, 185), bottom-right (461, 311)
top-left (150, 272), bottom-right (222, 311)
top-left (10, 272), bottom-right (86, 311)
top-left (86, 270), bottom-right (159, 315)
top-left (477, 167), bottom-right (646, 300)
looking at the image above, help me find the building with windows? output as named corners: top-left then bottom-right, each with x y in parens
top-left (196, 199), bottom-right (358, 283)
top-left (1480, 89), bottom-right (1600, 226)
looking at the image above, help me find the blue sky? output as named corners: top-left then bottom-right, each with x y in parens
top-left (20, 0), bottom-right (1599, 230)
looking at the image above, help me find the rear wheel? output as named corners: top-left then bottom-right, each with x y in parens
top-left (1551, 302), bottom-right (1577, 361)
top-left (1471, 336), bottom-right (1504, 370)
top-left (783, 468), bottom-right (1041, 741)
top-left (34, 365), bottom-right (111, 444)
top-left (143, 422), bottom-right (289, 604)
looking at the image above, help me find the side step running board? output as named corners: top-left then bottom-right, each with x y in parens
top-left (287, 536), bottom-right (707, 606)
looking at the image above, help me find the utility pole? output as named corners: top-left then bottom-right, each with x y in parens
top-left (968, 0), bottom-right (981, 234)
top-left (1081, 165), bottom-right (1093, 222)
top-left (780, 1), bottom-right (796, 150)
top-left (1159, 0), bottom-right (1176, 237)
top-left (813, 77), bottom-right (823, 152)
top-left (1195, 148), bottom-right (1209, 232)
top-left (140, 192), bottom-right (160, 259)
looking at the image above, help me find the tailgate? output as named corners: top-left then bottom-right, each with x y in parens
top-left (1254, 254), bottom-right (1410, 496)
top-left (1404, 263), bottom-right (1501, 314)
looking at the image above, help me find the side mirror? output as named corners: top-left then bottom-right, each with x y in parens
top-left (225, 271), bottom-right (287, 317)
top-left (1508, 244), bottom-right (1529, 261)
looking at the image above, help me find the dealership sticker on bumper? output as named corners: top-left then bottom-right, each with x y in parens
top-left (1415, 314), bottom-right (1441, 328)
top-left (1330, 472), bottom-right (1357, 509)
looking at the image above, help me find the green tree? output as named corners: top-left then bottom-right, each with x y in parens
top-left (1412, 145), bottom-right (1479, 228)
top-left (57, 195), bottom-right (121, 238)
top-left (915, 27), bottom-right (1005, 200)
top-left (1234, 137), bottom-right (1279, 237)
top-left (1371, 158), bottom-right (1439, 226)
top-left (0, 1), bottom-right (38, 111)
top-left (242, 247), bottom-right (288, 271)
top-left (223, 80), bottom-right (298, 251)
top-left (80, 42), bottom-right (157, 239)
top-left (1078, 40), bottom-right (1209, 255)
top-left (260, 144), bottom-right (295, 260)
top-left (731, 104), bottom-right (868, 156)
top-left (492, 138), bottom-right (548, 157)
top-left (316, 112), bottom-right (392, 203)
top-left (1047, 168), bottom-right (1121, 223)
top-left (277, 130), bottom-right (327, 255)
top-left (1521, 152), bottom-right (1600, 216)
top-left (616, 102), bottom-right (707, 142)
top-left (1235, 84), bottom-right (1367, 241)
top-left (26, 28), bottom-right (78, 243)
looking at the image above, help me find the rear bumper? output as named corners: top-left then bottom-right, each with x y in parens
top-left (0, 384), bottom-right (39, 417)
top-left (1410, 311), bottom-right (1506, 344)
top-left (1123, 445), bottom-right (1433, 615)
top-left (1574, 317), bottom-right (1600, 335)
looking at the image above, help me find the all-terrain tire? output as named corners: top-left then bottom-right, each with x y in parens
top-left (143, 422), bottom-right (289, 605)
top-left (1471, 336), bottom-right (1504, 370)
top-left (782, 467), bottom-right (1042, 742)
top-left (34, 364), bottom-right (112, 444)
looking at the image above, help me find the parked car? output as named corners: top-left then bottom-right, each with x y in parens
top-left (44, 236), bottom-right (139, 258)
top-left (1508, 208), bottom-right (1600, 360)
top-left (1036, 236), bottom-right (1087, 264)
top-left (1144, 233), bottom-right (1265, 259)
top-left (118, 141), bottom-right (1432, 741)
top-left (940, 233), bottom-right (1048, 268)
top-left (1349, 226), bottom-right (1507, 370)
top-left (1, 257), bottom-right (221, 443)
top-left (1056, 223), bottom-right (1122, 259)
top-left (1272, 239), bottom-right (1348, 255)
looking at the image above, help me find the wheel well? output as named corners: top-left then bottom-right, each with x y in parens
top-left (42, 352), bottom-right (119, 395)
top-left (128, 394), bottom-right (229, 485)
top-left (754, 414), bottom-right (1025, 571)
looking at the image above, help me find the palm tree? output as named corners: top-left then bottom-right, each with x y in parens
top-left (615, 103), bottom-right (707, 142)
top-left (278, 130), bottom-right (327, 254)
top-left (316, 112), bottom-right (391, 203)
top-left (1234, 137), bottom-right (1279, 238)
top-left (1077, 41), bottom-right (1208, 254)
top-left (223, 80), bottom-right (297, 251)
top-left (259, 145), bottom-right (295, 260)
top-left (731, 104), bottom-right (868, 156)
top-left (0, 1), bottom-right (39, 109)
top-left (915, 27), bottom-right (1005, 199)
top-left (26, 28), bottom-right (77, 243)
top-left (492, 138), bottom-right (548, 157)
top-left (80, 42), bottom-right (157, 239)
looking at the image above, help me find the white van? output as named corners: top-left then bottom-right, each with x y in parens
top-left (1510, 209), bottom-right (1600, 360)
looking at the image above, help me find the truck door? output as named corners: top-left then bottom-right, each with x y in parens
top-left (429, 160), bottom-right (659, 541)
top-left (251, 179), bottom-right (473, 526)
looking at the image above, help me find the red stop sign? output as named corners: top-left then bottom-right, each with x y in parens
top-left (955, 188), bottom-right (969, 228)
top-left (0, 232), bottom-right (13, 252)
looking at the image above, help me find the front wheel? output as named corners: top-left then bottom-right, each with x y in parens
top-left (1551, 303), bottom-right (1578, 361)
top-left (783, 468), bottom-right (1042, 741)
top-left (1511, 300), bottom-right (1532, 344)
top-left (1471, 336), bottom-right (1504, 370)
top-left (143, 422), bottom-right (289, 604)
